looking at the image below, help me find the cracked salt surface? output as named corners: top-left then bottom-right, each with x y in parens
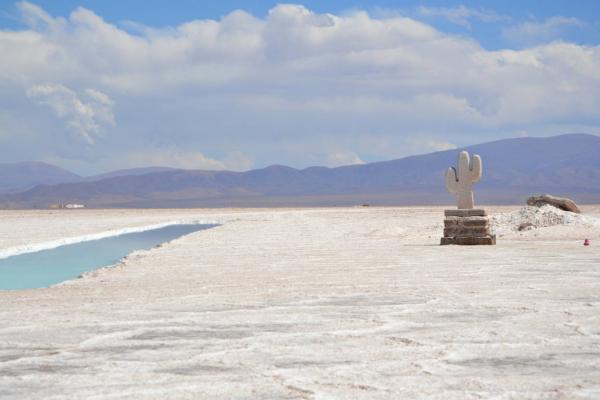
top-left (0, 206), bottom-right (599, 399)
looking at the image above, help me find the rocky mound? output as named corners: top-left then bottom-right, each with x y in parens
top-left (527, 194), bottom-right (581, 213)
top-left (490, 205), bottom-right (598, 236)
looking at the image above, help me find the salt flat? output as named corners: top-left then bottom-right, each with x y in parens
top-left (1, 207), bottom-right (600, 399)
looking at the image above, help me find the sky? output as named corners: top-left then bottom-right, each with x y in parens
top-left (0, 1), bottom-right (599, 174)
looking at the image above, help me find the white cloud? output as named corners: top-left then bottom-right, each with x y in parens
top-left (417, 5), bottom-right (508, 29)
top-left (424, 140), bottom-right (457, 151)
top-left (327, 151), bottom-right (365, 167)
top-left (221, 151), bottom-right (254, 171)
top-left (17, 1), bottom-right (61, 30)
top-left (406, 138), bottom-right (457, 154)
top-left (503, 16), bottom-right (584, 45)
top-left (126, 147), bottom-right (252, 171)
top-left (26, 83), bottom-right (114, 144)
top-left (0, 2), bottom-right (599, 172)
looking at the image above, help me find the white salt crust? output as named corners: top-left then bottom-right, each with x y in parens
top-left (0, 206), bottom-right (599, 399)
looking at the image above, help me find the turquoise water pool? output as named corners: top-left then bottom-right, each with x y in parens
top-left (0, 224), bottom-right (216, 290)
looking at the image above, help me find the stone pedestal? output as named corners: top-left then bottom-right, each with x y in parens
top-left (440, 209), bottom-right (496, 245)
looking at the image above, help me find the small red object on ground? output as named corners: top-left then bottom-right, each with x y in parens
top-left (584, 239), bottom-right (590, 246)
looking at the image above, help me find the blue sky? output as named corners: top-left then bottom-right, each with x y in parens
top-left (3, 0), bottom-right (599, 49)
top-left (0, 1), bottom-right (599, 174)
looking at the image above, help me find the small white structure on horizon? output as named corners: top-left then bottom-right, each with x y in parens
top-left (65, 203), bottom-right (85, 209)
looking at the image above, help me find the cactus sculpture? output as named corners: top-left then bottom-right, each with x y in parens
top-left (445, 151), bottom-right (482, 209)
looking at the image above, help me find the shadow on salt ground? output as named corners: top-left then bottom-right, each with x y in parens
top-left (158, 364), bottom-right (238, 376)
top-left (445, 353), bottom-right (600, 376)
top-left (129, 329), bottom-right (253, 341)
top-left (0, 364), bottom-right (83, 377)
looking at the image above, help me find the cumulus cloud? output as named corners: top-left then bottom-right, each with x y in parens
top-left (503, 16), bottom-right (584, 45)
top-left (424, 140), bottom-right (457, 152)
top-left (126, 147), bottom-right (252, 171)
top-left (17, 1), bottom-right (60, 30)
top-left (407, 138), bottom-right (457, 154)
top-left (1, 2), bottom-right (599, 172)
top-left (221, 151), bottom-right (254, 171)
top-left (327, 151), bottom-right (365, 167)
top-left (26, 83), bottom-right (114, 144)
top-left (417, 5), bottom-right (509, 29)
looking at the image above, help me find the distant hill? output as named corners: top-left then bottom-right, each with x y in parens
top-left (0, 163), bottom-right (178, 193)
top-left (0, 162), bottom-right (81, 193)
top-left (85, 167), bottom-right (178, 182)
top-left (1, 134), bottom-right (599, 208)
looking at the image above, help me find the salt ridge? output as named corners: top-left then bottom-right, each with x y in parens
top-left (490, 205), bottom-right (600, 236)
top-left (0, 219), bottom-right (220, 260)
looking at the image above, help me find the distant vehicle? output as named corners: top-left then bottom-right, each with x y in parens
top-left (50, 203), bottom-right (86, 209)
top-left (65, 203), bottom-right (85, 209)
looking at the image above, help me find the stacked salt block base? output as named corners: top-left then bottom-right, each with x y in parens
top-left (441, 209), bottom-right (496, 245)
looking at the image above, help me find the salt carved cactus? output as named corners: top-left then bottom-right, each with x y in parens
top-left (445, 151), bottom-right (482, 209)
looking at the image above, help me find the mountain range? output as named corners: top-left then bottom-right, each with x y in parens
top-left (1, 133), bottom-right (599, 208)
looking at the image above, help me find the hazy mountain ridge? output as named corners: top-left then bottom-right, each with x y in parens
top-left (0, 162), bottom-right (81, 193)
top-left (83, 166), bottom-right (179, 181)
top-left (1, 134), bottom-right (599, 208)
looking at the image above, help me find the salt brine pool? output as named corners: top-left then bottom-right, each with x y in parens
top-left (0, 223), bottom-right (217, 290)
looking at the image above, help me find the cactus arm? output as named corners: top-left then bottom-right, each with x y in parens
top-left (457, 151), bottom-right (470, 182)
top-left (445, 167), bottom-right (458, 193)
top-left (469, 154), bottom-right (482, 183)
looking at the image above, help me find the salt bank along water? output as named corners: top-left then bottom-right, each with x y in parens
top-left (0, 223), bottom-right (216, 290)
